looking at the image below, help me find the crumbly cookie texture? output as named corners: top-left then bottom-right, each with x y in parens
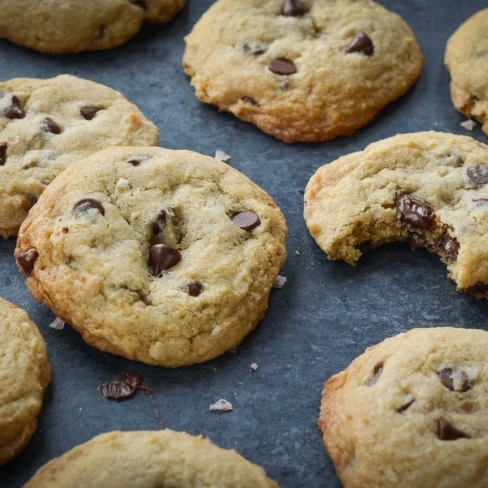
top-left (0, 0), bottom-right (186, 53)
top-left (15, 147), bottom-right (287, 367)
top-left (24, 430), bottom-right (279, 488)
top-left (0, 74), bottom-right (158, 239)
top-left (183, 0), bottom-right (423, 143)
top-left (320, 327), bottom-right (488, 488)
top-left (445, 9), bottom-right (488, 136)
top-left (0, 298), bottom-right (50, 467)
top-left (304, 132), bottom-right (488, 297)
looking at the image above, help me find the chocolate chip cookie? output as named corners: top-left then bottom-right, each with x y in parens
top-left (0, 0), bottom-right (186, 53)
top-left (0, 298), bottom-right (50, 466)
top-left (25, 430), bottom-right (278, 487)
top-left (445, 9), bottom-right (488, 136)
top-left (320, 327), bottom-right (488, 488)
top-left (183, 0), bottom-right (423, 143)
top-left (304, 131), bottom-right (488, 298)
top-left (0, 75), bottom-right (158, 239)
top-left (15, 146), bottom-right (287, 367)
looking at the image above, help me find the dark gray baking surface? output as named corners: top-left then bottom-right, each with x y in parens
top-left (1, 1), bottom-right (488, 486)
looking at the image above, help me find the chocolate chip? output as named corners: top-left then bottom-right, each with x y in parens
top-left (74, 198), bottom-right (105, 217)
top-left (434, 231), bottom-right (459, 261)
top-left (0, 143), bottom-right (7, 166)
top-left (4, 96), bottom-right (25, 119)
top-left (152, 209), bottom-right (168, 236)
top-left (98, 380), bottom-right (137, 400)
top-left (396, 397), bottom-right (415, 413)
top-left (281, 0), bottom-right (307, 16)
top-left (80, 107), bottom-right (102, 120)
top-left (269, 58), bottom-right (297, 75)
top-left (187, 283), bottom-right (202, 297)
top-left (395, 193), bottom-right (434, 232)
top-left (15, 249), bottom-right (39, 276)
top-left (467, 165), bottom-right (488, 185)
top-left (150, 244), bottom-right (181, 276)
top-left (346, 33), bottom-right (374, 56)
top-left (128, 159), bottom-right (141, 166)
top-left (366, 363), bottom-right (383, 386)
top-left (119, 371), bottom-right (143, 389)
top-left (462, 282), bottom-right (488, 295)
top-left (43, 118), bottom-right (61, 134)
top-left (62, 227), bottom-right (69, 233)
top-left (439, 368), bottom-right (473, 392)
top-left (231, 211), bottom-right (260, 231)
top-left (242, 97), bottom-right (259, 106)
top-left (437, 419), bottom-right (469, 441)
top-left (131, 0), bottom-right (147, 8)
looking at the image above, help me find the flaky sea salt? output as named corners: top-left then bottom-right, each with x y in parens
top-left (49, 317), bottom-right (65, 330)
top-left (215, 150), bottom-right (231, 162)
top-left (250, 363), bottom-right (259, 371)
top-left (460, 119), bottom-right (477, 131)
top-left (272, 275), bottom-right (287, 289)
top-left (209, 399), bottom-right (233, 412)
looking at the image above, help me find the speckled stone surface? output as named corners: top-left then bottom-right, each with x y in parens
top-left (1, 1), bottom-right (487, 487)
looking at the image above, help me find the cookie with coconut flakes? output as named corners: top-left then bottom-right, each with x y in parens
top-left (183, 0), bottom-right (423, 143)
top-left (0, 74), bottom-right (158, 238)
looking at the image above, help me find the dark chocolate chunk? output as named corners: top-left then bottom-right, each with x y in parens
top-left (269, 58), bottom-right (297, 75)
top-left (15, 249), bottom-right (39, 276)
top-left (231, 211), bottom-right (260, 231)
top-left (437, 419), bottom-right (469, 441)
top-left (395, 193), bottom-right (434, 232)
top-left (346, 33), bottom-right (374, 56)
top-left (43, 117), bottom-right (62, 134)
top-left (98, 380), bottom-right (137, 400)
top-left (396, 397), bottom-right (415, 413)
top-left (435, 231), bottom-right (459, 261)
top-left (281, 0), bottom-right (307, 16)
top-left (62, 227), bottom-right (69, 233)
top-left (366, 363), bottom-right (383, 386)
top-left (80, 107), bottom-right (102, 120)
top-left (467, 165), bottom-right (488, 185)
top-left (119, 371), bottom-right (143, 389)
top-left (4, 96), bottom-right (25, 119)
top-left (187, 283), bottom-right (203, 297)
top-left (242, 97), bottom-right (259, 106)
top-left (0, 143), bottom-right (7, 166)
top-left (74, 198), bottom-right (105, 217)
top-left (439, 368), bottom-right (473, 392)
top-left (152, 209), bottom-right (168, 236)
top-left (462, 282), bottom-right (488, 295)
top-left (150, 244), bottom-right (182, 276)
top-left (128, 159), bottom-right (141, 166)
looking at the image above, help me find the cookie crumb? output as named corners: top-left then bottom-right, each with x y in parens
top-left (250, 363), bottom-right (258, 371)
top-left (211, 325), bottom-right (222, 336)
top-left (49, 317), bottom-right (65, 330)
top-left (272, 275), bottom-right (287, 289)
top-left (209, 399), bottom-right (233, 412)
top-left (215, 150), bottom-right (231, 162)
top-left (460, 119), bottom-right (477, 131)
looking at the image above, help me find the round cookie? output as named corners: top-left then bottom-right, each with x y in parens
top-left (0, 74), bottom-right (158, 239)
top-left (445, 9), bottom-right (488, 135)
top-left (15, 147), bottom-right (287, 367)
top-left (0, 298), bottom-right (50, 466)
top-left (25, 430), bottom-right (278, 487)
top-left (319, 327), bottom-right (488, 488)
top-left (0, 0), bottom-right (187, 54)
top-left (304, 131), bottom-right (488, 298)
top-left (183, 0), bottom-right (423, 143)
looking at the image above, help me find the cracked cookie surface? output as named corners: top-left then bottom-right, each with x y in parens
top-left (445, 9), bottom-right (488, 135)
top-left (25, 430), bottom-right (279, 488)
top-left (183, 0), bottom-right (423, 143)
top-left (319, 327), bottom-right (488, 488)
top-left (15, 146), bottom-right (287, 367)
top-left (0, 75), bottom-right (158, 238)
top-left (0, 298), bottom-right (50, 466)
top-left (0, 0), bottom-right (186, 53)
top-left (304, 132), bottom-right (488, 297)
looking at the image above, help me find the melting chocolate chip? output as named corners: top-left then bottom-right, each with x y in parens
top-left (131, 0), bottom-right (147, 8)
top-left (242, 97), bottom-right (259, 106)
top-left (0, 143), bottom-right (7, 166)
top-left (396, 397), bottom-right (415, 413)
top-left (152, 209), bottom-right (168, 236)
top-left (281, 0), bottom-right (307, 16)
top-left (150, 244), bottom-right (182, 276)
top-left (408, 234), bottom-right (428, 250)
top-left (187, 283), bottom-right (203, 297)
top-left (80, 107), bottom-right (102, 120)
top-left (43, 117), bottom-right (61, 134)
top-left (119, 371), bottom-right (143, 389)
top-left (269, 58), bottom-right (297, 75)
top-left (462, 282), bottom-right (488, 295)
top-left (15, 249), bottom-right (39, 276)
top-left (74, 198), bottom-right (105, 217)
top-left (439, 368), bottom-right (473, 392)
top-left (437, 419), bottom-right (469, 441)
top-left (467, 165), bottom-right (488, 185)
top-left (231, 211), bottom-right (260, 231)
top-left (366, 363), bottom-right (383, 386)
top-left (4, 96), bottom-right (25, 119)
top-left (346, 33), bottom-right (374, 56)
top-left (395, 193), bottom-right (434, 232)
top-left (128, 159), bottom-right (141, 166)
top-left (435, 231), bottom-right (459, 261)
